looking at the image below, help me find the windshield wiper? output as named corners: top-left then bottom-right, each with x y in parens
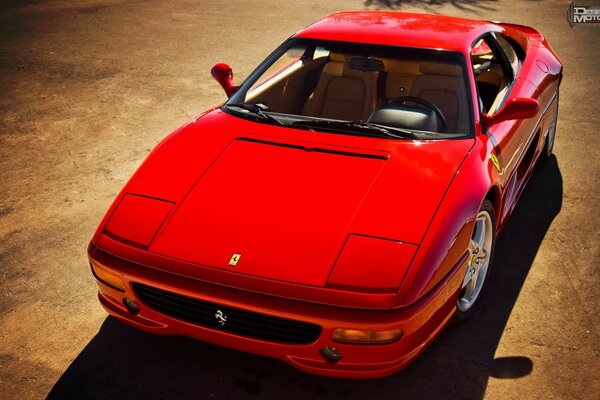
top-left (292, 119), bottom-right (416, 139)
top-left (225, 102), bottom-right (284, 126)
top-left (349, 121), bottom-right (417, 139)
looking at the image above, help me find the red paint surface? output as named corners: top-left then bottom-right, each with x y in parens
top-left (152, 139), bottom-right (387, 286)
top-left (295, 11), bottom-right (499, 52)
top-left (328, 235), bottom-right (417, 290)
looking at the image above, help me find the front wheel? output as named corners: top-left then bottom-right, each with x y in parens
top-left (454, 199), bottom-right (496, 322)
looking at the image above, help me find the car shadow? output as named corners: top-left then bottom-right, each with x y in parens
top-left (47, 156), bottom-right (562, 400)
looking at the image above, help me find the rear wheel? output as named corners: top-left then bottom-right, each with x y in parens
top-left (455, 199), bottom-right (495, 321)
top-left (541, 93), bottom-right (559, 161)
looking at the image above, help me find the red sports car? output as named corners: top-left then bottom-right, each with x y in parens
top-left (88, 11), bottom-right (562, 378)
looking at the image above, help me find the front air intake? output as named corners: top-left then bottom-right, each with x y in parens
top-left (132, 283), bottom-right (322, 344)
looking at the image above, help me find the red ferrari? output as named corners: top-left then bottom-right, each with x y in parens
top-left (88, 11), bottom-right (562, 378)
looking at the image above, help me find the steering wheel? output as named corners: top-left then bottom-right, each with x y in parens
top-left (382, 96), bottom-right (447, 132)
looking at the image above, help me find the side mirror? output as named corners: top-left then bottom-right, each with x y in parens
top-left (482, 97), bottom-right (539, 128)
top-left (211, 63), bottom-right (239, 97)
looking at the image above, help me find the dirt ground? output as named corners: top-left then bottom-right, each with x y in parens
top-left (0, 0), bottom-right (598, 399)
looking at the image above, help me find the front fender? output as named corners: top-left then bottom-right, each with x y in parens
top-left (393, 135), bottom-right (499, 308)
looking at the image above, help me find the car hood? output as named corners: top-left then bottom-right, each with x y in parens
top-left (117, 110), bottom-right (474, 287)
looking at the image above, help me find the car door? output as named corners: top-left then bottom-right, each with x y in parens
top-left (472, 32), bottom-right (541, 223)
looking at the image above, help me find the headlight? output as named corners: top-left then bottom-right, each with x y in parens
top-left (332, 328), bottom-right (403, 344)
top-left (90, 260), bottom-right (126, 292)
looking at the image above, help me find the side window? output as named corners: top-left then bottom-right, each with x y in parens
top-left (471, 33), bottom-right (518, 115)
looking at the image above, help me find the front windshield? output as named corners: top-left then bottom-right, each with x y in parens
top-left (225, 38), bottom-right (472, 139)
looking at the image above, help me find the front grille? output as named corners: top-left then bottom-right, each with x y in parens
top-left (132, 283), bottom-right (322, 344)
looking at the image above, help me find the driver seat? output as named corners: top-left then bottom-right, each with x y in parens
top-left (303, 53), bottom-right (378, 121)
top-left (409, 62), bottom-right (468, 133)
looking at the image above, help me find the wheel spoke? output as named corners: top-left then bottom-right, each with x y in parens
top-left (472, 219), bottom-right (485, 250)
top-left (464, 275), bottom-right (476, 297)
top-left (476, 249), bottom-right (488, 268)
top-left (458, 297), bottom-right (471, 311)
top-left (471, 268), bottom-right (480, 287)
top-left (462, 266), bottom-right (473, 288)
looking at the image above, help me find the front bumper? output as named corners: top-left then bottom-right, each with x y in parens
top-left (89, 243), bottom-right (467, 379)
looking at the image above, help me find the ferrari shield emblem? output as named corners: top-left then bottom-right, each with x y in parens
top-left (228, 253), bottom-right (241, 266)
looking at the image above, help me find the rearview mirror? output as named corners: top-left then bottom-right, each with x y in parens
top-left (482, 97), bottom-right (539, 128)
top-left (349, 57), bottom-right (385, 72)
top-left (211, 63), bottom-right (239, 97)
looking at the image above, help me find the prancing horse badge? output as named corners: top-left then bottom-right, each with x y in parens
top-left (228, 253), bottom-right (241, 266)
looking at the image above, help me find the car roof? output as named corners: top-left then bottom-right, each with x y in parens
top-left (294, 11), bottom-right (500, 53)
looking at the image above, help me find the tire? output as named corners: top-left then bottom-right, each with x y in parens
top-left (454, 199), bottom-right (496, 322)
top-left (541, 92), bottom-right (559, 161)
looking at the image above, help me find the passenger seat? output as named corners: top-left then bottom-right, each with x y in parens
top-left (303, 53), bottom-right (378, 121)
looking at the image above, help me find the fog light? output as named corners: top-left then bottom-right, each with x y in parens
top-left (123, 298), bottom-right (140, 315)
top-left (320, 346), bottom-right (342, 362)
top-left (90, 261), bottom-right (126, 292)
top-left (332, 328), bottom-right (403, 345)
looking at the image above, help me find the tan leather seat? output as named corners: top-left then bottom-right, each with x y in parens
top-left (409, 62), bottom-right (468, 133)
top-left (381, 59), bottom-right (420, 99)
top-left (303, 53), bottom-right (378, 121)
